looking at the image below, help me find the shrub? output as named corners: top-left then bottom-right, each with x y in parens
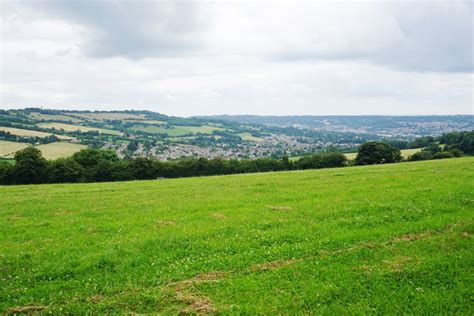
top-left (432, 151), bottom-right (454, 159)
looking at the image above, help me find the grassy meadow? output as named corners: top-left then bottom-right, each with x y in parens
top-left (0, 127), bottom-right (73, 140)
top-left (131, 125), bottom-right (223, 136)
top-left (35, 142), bottom-right (88, 160)
top-left (0, 158), bottom-right (473, 314)
top-left (0, 140), bottom-right (29, 158)
top-left (37, 122), bottom-right (122, 136)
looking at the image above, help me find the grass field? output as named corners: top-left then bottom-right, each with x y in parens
top-left (0, 140), bottom-right (29, 158)
top-left (131, 125), bottom-right (223, 136)
top-left (238, 132), bottom-right (264, 142)
top-left (0, 127), bottom-right (73, 141)
top-left (37, 122), bottom-right (122, 136)
top-left (0, 158), bottom-right (473, 314)
top-left (69, 112), bottom-right (146, 121)
top-left (35, 142), bottom-right (88, 160)
top-left (28, 113), bottom-right (83, 123)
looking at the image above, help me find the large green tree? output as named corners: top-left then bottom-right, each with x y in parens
top-left (11, 147), bottom-right (48, 184)
top-left (355, 142), bottom-right (402, 165)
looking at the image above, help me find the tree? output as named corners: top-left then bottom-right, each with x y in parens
top-left (128, 157), bottom-right (157, 180)
top-left (73, 148), bottom-right (119, 168)
top-left (48, 158), bottom-right (84, 183)
top-left (11, 147), bottom-right (48, 184)
top-left (459, 131), bottom-right (474, 154)
top-left (355, 142), bottom-right (402, 165)
top-left (0, 162), bottom-right (13, 185)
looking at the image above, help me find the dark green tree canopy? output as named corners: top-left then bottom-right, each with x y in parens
top-left (12, 147), bottom-right (48, 184)
top-left (355, 142), bottom-right (402, 165)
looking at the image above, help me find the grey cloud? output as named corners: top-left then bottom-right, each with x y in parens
top-left (26, 0), bottom-right (207, 59)
top-left (274, 2), bottom-right (473, 73)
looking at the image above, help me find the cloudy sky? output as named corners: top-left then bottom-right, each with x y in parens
top-left (1, 0), bottom-right (473, 116)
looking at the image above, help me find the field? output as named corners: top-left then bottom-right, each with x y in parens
top-left (28, 113), bottom-right (83, 123)
top-left (0, 127), bottom-right (73, 140)
top-left (69, 112), bottom-right (146, 121)
top-left (35, 142), bottom-right (88, 160)
top-left (37, 122), bottom-right (122, 136)
top-left (0, 140), bottom-right (28, 158)
top-left (0, 158), bottom-right (473, 314)
top-left (131, 124), bottom-right (223, 136)
top-left (238, 132), bottom-right (264, 142)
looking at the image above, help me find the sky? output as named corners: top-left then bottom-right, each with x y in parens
top-left (1, 0), bottom-right (473, 116)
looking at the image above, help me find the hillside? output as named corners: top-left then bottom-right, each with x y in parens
top-left (2, 109), bottom-right (472, 161)
top-left (1, 158), bottom-right (473, 314)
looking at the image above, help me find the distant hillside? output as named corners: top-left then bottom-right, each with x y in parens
top-left (201, 115), bottom-right (474, 137)
top-left (1, 108), bottom-right (472, 161)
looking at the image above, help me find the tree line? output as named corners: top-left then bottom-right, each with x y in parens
top-left (0, 148), bottom-right (348, 185)
top-left (0, 130), bottom-right (471, 185)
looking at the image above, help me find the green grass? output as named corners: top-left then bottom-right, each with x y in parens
top-left (37, 122), bottom-right (122, 136)
top-left (0, 158), bottom-right (473, 314)
top-left (238, 132), bottom-right (264, 142)
top-left (35, 142), bottom-right (88, 160)
top-left (131, 125), bottom-right (223, 136)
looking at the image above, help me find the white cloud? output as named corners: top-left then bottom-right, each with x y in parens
top-left (0, 0), bottom-right (473, 115)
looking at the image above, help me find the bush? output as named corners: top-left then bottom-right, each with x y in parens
top-left (448, 149), bottom-right (464, 157)
top-left (432, 151), bottom-right (454, 159)
top-left (408, 151), bottom-right (432, 161)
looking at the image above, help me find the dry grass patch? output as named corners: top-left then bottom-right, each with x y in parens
top-left (5, 305), bottom-right (47, 315)
top-left (251, 259), bottom-right (303, 272)
top-left (267, 205), bottom-right (292, 211)
top-left (168, 271), bottom-right (225, 314)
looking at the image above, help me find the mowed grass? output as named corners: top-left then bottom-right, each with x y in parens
top-left (35, 142), bottom-right (88, 160)
top-left (37, 122), bottom-right (122, 136)
top-left (0, 158), bottom-right (473, 314)
top-left (0, 140), bottom-right (28, 158)
top-left (131, 124), bottom-right (223, 136)
top-left (0, 127), bottom-right (73, 140)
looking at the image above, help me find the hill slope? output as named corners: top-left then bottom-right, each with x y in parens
top-left (1, 158), bottom-right (473, 314)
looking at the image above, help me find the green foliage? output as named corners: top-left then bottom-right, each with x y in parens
top-left (0, 158), bottom-right (473, 314)
top-left (11, 147), bottom-right (48, 184)
top-left (355, 142), bottom-right (402, 165)
top-left (47, 158), bottom-right (84, 183)
top-left (432, 151), bottom-right (454, 159)
top-left (296, 152), bottom-right (347, 169)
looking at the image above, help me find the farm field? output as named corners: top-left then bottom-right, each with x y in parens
top-left (238, 132), bottom-right (264, 142)
top-left (0, 158), bottom-right (473, 314)
top-left (0, 127), bottom-right (73, 140)
top-left (28, 112), bottom-right (83, 123)
top-left (35, 142), bottom-right (87, 160)
top-left (0, 140), bottom-right (28, 158)
top-left (130, 124), bottom-right (223, 136)
top-left (69, 112), bottom-right (146, 121)
top-left (37, 122), bottom-right (122, 136)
